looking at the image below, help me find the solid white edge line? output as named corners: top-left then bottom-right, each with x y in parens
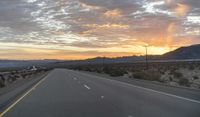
top-left (130, 84), bottom-right (200, 104)
top-left (75, 71), bottom-right (200, 104)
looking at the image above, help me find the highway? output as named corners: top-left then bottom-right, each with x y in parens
top-left (1, 69), bottom-right (200, 117)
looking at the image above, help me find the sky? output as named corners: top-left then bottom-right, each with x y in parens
top-left (0, 0), bottom-right (200, 60)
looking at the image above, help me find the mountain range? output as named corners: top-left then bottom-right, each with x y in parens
top-left (61, 44), bottom-right (200, 65)
top-left (0, 44), bottom-right (200, 68)
top-left (161, 44), bottom-right (200, 60)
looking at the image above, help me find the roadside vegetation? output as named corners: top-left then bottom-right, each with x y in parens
top-left (0, 67), bottom-right (50, 88)
top-left (68, 61), bottom-right (200, 89)
top-left (131, 70), bottom-right (161, 82)
top-left (0, 75), bottom-right (5, 87)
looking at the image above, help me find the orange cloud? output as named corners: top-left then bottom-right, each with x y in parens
top-left (81, 29), bottom-right (97, 35)
top-left (175, 3), bottom-right (189, 17)
top-left (82, 23), bottom-right (129, 35)
top-left (104, 9), bottom-right (122, 18)
top-left (83, 23), bottom-right (129, 29)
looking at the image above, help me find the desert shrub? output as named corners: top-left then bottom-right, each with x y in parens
top-left (132, 71), bottom-right (145, 79)
top-left (189, 65), bottom-right (195, 70)
top-left (178, 78), bottom-right (190, 86)
top-left (174, 72), bottom-right (183, 78)
top-left (169, 77), bottom-right (173, 81)
top-left (0, 75), bottom-right (5, 87)
top-left (159, 69), bottom-right (165, 75)
top-left (132, 70), bottom-right (161, 81)
top-left (103, 67), bottom-right (127, 77)
top-left (14, 75), bottom-right (20, 79)
top-left (102, 66), bottom-right (110, 74)
top-left (95, 68), bottom-right (102, 73)
top-left (8, 75), bottom-right (17, 83)
top-left (170, 71), bottom-right (183, 79)
top-left (8, 75), bottom-right (17, 82)
top-left (193, 76), bottom-right (199, 80)
top-left (84, 67), bottom-right (92, 72)
top-left (21, 74), bottom-right (27, 78)
top-left (73, 66), bottom-right (83, 71)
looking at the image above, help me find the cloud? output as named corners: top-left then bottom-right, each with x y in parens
top-left (82, 23), bottom-right (129, 30)
top-left (104, 9), bottom-right (122, 18)
top-left (0, 46), bottom-right (138, 60)
top-left (175, 3), bottom-right (189, 17)
top-left (0, 0), bottom-right (200, 59)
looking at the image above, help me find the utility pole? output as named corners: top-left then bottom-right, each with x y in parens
top-left (144, 44), bottom-right (149, 70)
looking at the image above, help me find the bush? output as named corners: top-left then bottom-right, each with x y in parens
top-left (193, 76), bottom-right (199, 80)
top-left (132, 70), bottom-right (161, 81)
top-left (171, 71), bottom-right (183, 79)
top-left (159, 69), bottom-right (165, 75)
top-left (21, 74), bottom-right (27, 78)
top-left (8, 75), bottom-right (17, 82)
top-left (189, 65), bottom-right (195, 70)
top-left (84, 67), bottom-right (92, 72)
top-left (132, 72), bottom-right (145, 79)
top-left (0, 75), bottom-right (5, 87)
top-left (169, 77), bottom-right (173, 81)
top-left (179, 78), bottom-right (190, 86)
top-left (95, 69), bottom-right (102, 73)
top-left (103, 67), bottom-right (127, 77)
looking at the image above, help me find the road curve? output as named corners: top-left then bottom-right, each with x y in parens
top-left (1, 69), bottom-right (200, 117)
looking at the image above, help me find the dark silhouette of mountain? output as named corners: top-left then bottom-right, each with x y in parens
top-left (84, 44), bottom-right (200, 63)
top-left (161, 44), bottom-right (200, 60)
top-left (60, 44), bottom-right (200, 65)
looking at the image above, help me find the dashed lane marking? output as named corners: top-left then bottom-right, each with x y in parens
top-left (84, 84), bottom-right (91, 90)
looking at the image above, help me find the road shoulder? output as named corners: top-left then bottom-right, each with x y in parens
top-left (0, 71), bottom-right (50, 112)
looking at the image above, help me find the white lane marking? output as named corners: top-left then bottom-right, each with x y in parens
top-left (129, 84), bottom-right (200, 104)
top-left (73, 77), bottom-right (77, 80)
top-left (75, 72), bottom-right (200, 104)
top-left (0, 77), bottom-right (47, 117)
top-left (101, 96), bottom-right (104, 99)
top-left (84, 84), bottom-right (91, 90)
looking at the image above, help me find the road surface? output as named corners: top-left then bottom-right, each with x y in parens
top-left (1, 69), bottom-right (200, 117)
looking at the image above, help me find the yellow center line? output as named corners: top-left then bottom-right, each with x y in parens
top-left (0, 77), bottom-right (47, 117)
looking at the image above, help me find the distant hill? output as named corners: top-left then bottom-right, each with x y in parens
top-left (59, 44), bottom-right (200, 65)
top-left (0, 60), bottom-right (58, 68)
top-left (162, 44), bottom-right (200, 60)
top-left (1, 44), bottom-right (200, 68)
top-left (86, 44), bottom-right (200, 63)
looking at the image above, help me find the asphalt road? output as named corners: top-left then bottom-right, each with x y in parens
top-left (1, 69), bottom-right (200, 117)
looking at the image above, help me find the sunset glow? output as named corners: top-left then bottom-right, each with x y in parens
top-left (0, 0), bottom-right (200, 60)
